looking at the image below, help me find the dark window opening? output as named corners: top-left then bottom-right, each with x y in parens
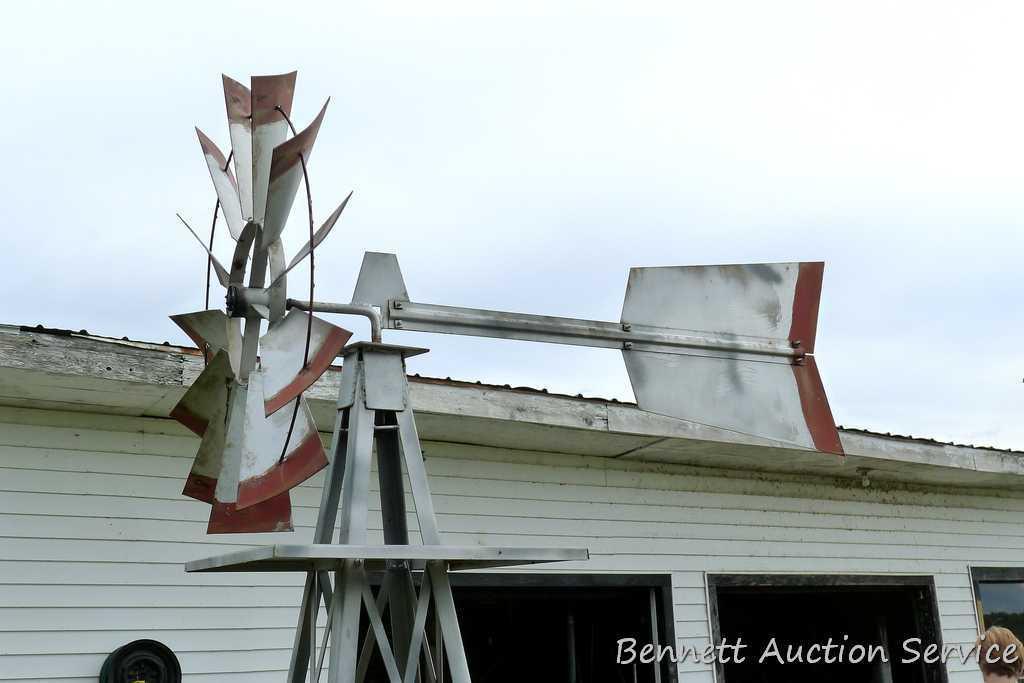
top-left (709, 575), bottom-right (947, 683)
top-left (360, 573), bottom-right (674, 683)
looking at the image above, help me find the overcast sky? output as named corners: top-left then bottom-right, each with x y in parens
top-left (1, 2), bottom-right (1020, 449)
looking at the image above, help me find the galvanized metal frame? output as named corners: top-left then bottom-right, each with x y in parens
top-left (187, 342), bottom-right (587, 682)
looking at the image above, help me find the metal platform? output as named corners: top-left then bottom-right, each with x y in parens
top-left (186, 544), bottom-right (588, 573)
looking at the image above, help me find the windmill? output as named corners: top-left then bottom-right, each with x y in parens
top-left (171, 72), bottom-right (354, 533)
top-left (175, 71), bottom-right (841, 682)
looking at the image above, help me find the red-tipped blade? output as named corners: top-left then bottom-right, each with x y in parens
top-left (222, 74), bottom-right (253, 221)
top-left (250, 71), bottom-right (296, 226)
top-left (259, 310), bottom-right (351, 416)
top-left (261, 99), bottom-right (329, 245)
top-left (236, 371), bottom-right (327, 510)
top-left (170, 350), bottom-right (232, 436)
top-left (179, 365), bottom-right (234, 504)
top-left (195, 128), bottom-right (244, 240)
top-left (170, 310), bottom-right (242, 375)
top-left (198, 383), bottom-right (295, 532)
top-left (208, 492), bottom-right (293, 534)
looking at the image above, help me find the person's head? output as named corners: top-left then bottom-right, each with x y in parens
top-left (978, 626), bottom-right (1024, 680)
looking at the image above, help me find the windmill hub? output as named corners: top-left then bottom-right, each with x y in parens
top-left (224, 284), bottom-right (270, 318)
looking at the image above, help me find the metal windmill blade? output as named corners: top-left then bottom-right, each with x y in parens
top-left (170, 72), bottom-right (354, 533)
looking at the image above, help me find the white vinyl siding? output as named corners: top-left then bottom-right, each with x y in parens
top-left (2, 406), bottom-right (1018, 682)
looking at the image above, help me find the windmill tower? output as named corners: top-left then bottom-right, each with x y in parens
top-left (172, 72), bottom-right (842, 681)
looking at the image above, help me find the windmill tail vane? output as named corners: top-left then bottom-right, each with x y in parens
top-left (351, 253), bottom-right (844, 455)
top-left (171, 71), bottom-right (355, 534)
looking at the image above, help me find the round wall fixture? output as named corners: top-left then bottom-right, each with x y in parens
top-left (99, 639), bottom-right (181, 683)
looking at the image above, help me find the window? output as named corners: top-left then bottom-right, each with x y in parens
top-left (707, 574), bottom-right (947, 683)
top-left (971, 567), bottom-right (1024, 636)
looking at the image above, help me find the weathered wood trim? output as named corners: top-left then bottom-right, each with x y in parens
top-left (2, 326), bottom-right (1022, 490)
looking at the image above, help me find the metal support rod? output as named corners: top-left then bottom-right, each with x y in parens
top-left (387, 300), bottom-right (803, 358)
top-left (288, 299), bottom-right (383, 343)
top-left (377, 411), bottom-right (415, 675)
top-left (310, 571), bottom-right (319, 682)
top-left (288, 404), bottom-right (349, 683)
top-left (567, 612), bottom-right (577, 683)
top-left (648, 588), bottom-right (662, 683)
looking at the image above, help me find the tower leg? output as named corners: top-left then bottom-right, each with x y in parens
top-left (327, 560), bottom-right (364, 683)
top-left (428, 562), bottom-right (471, 683)
top-left (288, 400), bottom-right (351, 683)
top-left (376, 411), bottom-right (415, 676)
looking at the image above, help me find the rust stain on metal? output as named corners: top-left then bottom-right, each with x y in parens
top-left (222, 74), bottom-right (251, 120)
top-left (236, 430), bottom-right (327, 509)
top-left (207, 493), bottom-right (293, 534)
top-left (251, 71), bottom-right (296, 125)
top-left (268, 99), bottom-right (328, 182)
top-left (792, 355), bottom-right (843, 455)
top-left (789, 261), bottom-right (824, 354)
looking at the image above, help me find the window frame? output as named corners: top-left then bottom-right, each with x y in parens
top-left (970, 566), bottom-right (1024, 632)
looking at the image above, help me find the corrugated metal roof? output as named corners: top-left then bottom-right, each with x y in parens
top-left (17, 322), bottom-right (1023, 455)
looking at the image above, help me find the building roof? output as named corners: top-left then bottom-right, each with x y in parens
top-left (2, 323), bottom-right (1022, 492)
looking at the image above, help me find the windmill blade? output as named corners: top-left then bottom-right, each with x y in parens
top-left (261, 100), bottom-right (329, 245)
top-left (170, 310), bottom-right (242, 375)
top-left (170, 350), bottom-right (233, 437)
top-left (222, 74), bottom-right (254, 221)
top-left (259, 309), bottom-right (352, 416)
top-left (182, 416), bottom-right (226, 503)
top-left (235, 371), bottom-right (327, 509)
top-left (208, 492), bottom-right (293, 534)
top-left (199, 383), bottom-right (294, 533)
top-left (213, 379), bottom-right (247, 505)
top-left (268, 192), bottom-right (352, 289)
top-left (176, 214), bottom-right (231, 287)
top-left (250, 71), bottom-right (297, 226)
top-left (182, 376), bottom-right (234, 505)
top-left (620, 261), bottom-right (842, 454)
top-left (174, 352), bottom-right (232, 502)
top-left (195, 128), bottom-right (244, 240)
top-left (212, 379), bottom-right (295, 531)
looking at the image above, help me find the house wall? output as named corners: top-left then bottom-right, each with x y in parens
top-left (2, 405), bottom-right (1021, 683)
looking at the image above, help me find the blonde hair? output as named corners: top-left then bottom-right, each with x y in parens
top-left (978, 626), bottom-right (1024, 678)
